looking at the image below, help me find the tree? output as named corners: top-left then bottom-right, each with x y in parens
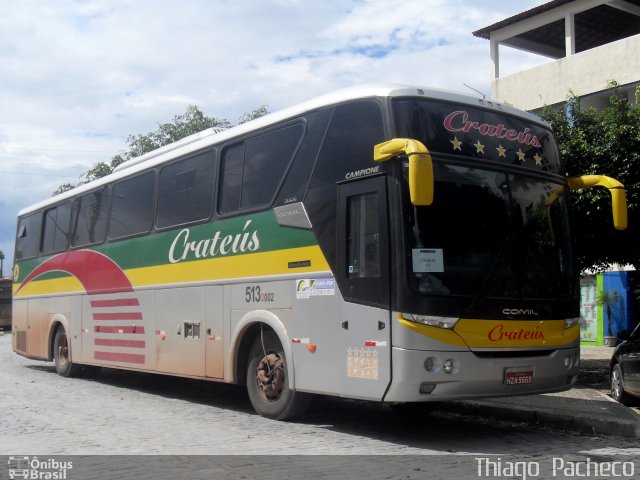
top-left (55, 104), bottom-right (269, 193)
top-left (540, 85), bottom-right (640, 272)
top-left (597, 290), bottom-right (621, 337)
top-left (238, 105), bottom-right (269, 124)
top-left (52, 182), bottom-right (76, 196)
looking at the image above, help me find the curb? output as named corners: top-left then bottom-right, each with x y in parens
top-left (439, 393), bottom-right (640, 438)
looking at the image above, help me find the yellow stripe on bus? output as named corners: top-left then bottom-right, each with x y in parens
top-left (14, 245), bottom-right (330, 297)
top-left (128, 245), bottom-right (329, 287)
top-left (455, 318), bottom-right (579, 348)
top-left (398, 316), bottom-right (579, 348)
top-left (14, 276), bottom-right (85, 297)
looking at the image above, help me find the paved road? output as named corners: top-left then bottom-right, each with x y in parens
top-left (1, 334), bottom-right (638, 479)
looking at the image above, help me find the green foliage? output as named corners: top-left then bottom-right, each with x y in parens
top-left (238, 105), bottom-right (269, 125)
top-left (540, 86), bottom-right (640, 272)
top-left (52, 183), bottom-right (76, 196)
top-left (55, 104), bottom-right (269, 194)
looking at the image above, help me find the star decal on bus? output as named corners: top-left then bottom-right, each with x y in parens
top-left (450, 136), bottom-right (462, 151)
top-left (534, 153), bottom-right (543, 166)
top-left (516, 149), bottom-right (526, 162)
top-left (473, 140), bottom-right (485, 154)
top-left (496, 144), bottom-right (507, 158)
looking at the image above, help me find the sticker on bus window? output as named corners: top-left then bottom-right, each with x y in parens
top-left (412, 248), bottom-right (444, 273)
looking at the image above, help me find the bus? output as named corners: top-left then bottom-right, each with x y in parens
top-left (12, 84), bottom-right (627, 420)
top-left (0, 278), bottom-right (11, 330)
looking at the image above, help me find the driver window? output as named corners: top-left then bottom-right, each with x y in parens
top-left (346, 192), bottom-right (381, 279)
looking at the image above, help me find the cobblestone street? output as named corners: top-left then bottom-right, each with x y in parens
top-left (1, 334), bottom-right (639, 479)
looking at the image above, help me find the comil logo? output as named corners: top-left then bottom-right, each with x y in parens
top-left (7, 457), bottom-right (73, 480)
top-left (502, 308), bottom-right (539, 316)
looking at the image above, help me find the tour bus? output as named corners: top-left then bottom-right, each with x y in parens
top-left (12, 84), bottom-right (627, 420)
top-left (0, 278), bottom-right (11, 330)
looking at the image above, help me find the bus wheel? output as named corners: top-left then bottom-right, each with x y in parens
top-left (246, 331), bottom-right (310, 420)
top-left (53, 327), bottom-right (81, 378)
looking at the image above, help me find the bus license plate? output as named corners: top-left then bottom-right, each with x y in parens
top-left (504, 367), bottom-right (534, 385)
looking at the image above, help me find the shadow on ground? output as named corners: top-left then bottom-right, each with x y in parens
top-left (577, 357), bottom-right (610, 391)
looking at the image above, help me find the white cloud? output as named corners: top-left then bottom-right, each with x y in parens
top-left (0, 0), bottom-right (541, 267)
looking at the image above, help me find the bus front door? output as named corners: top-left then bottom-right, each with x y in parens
top-left (336, 176), bottom-right (391, 400)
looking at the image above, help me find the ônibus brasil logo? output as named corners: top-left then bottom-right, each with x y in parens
top-left (8, 456), bottom-right (73, 480)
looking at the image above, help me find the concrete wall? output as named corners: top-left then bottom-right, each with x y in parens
top-left (603, 272), bottom-right (635, 337)
top-left (493, 34), bottom-right (640, 111)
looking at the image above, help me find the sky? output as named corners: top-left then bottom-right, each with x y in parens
top-left (0, 0), bottom-right (549, 272)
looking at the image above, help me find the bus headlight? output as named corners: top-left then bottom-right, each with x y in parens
top-left (564, 317), bottom-right (580, 329)
top-left (443, 359), bottom-right (455, 374)
top-left (402, 313), bottom-right (459, 329)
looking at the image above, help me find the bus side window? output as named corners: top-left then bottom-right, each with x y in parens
top-left (218, 143), bottom-right (244, 214)
top-left (15, 212), bottom-right (42, 260)
top-left (109, 171), bottom-right (156, 239)
top-left (242, 125), bottom-right (304, 208)
top-left (42, 202), bottom-right (72, 255)
top-left (337, 176), bottom-right (389, 308)
top-left (156, 150), bottom-right (215, 229)
top-left (219, 124), bottom-right (304, 214)
top-left (347, 193), bottom-right (381, 279)
top-left (311, 101), bottom-right (385, 188)
top-left (71, 188), bottom-right (109, 247)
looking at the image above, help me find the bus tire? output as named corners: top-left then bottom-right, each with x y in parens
top-left (53, 327), bottom-right (82, 378)
top-left (246, 331), bottom-right (310, 420)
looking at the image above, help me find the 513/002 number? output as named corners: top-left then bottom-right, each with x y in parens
top-left (245, 286), bottom-right (275, 303)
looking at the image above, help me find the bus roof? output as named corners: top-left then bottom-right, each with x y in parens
top-left (18, 83), bottom-right (548, 216)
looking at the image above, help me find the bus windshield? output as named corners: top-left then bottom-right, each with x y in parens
top-left (393, 98), bottom-right (576, 303)
top-left (406, 163), bottom-right (576, 301)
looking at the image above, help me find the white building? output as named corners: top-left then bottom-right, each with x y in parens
top-left (473, 0), bottom-right (640, 111)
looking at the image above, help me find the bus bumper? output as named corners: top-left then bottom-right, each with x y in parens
top-left (383, 346), bottom-right (579, 402)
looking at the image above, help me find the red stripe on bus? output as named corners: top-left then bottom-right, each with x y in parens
top-left (93, 312), bottom-right (143, 321)
top-left (16, 250), bottom-right (134, 295)
top-left (94, 351), bottom-right (145, 364)
top-left (94, 326), bottom-right (145, 334)
top-left (90, 298), bottom-right (140, 308)
top-left (94, 339), bottom-right (146, 348)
